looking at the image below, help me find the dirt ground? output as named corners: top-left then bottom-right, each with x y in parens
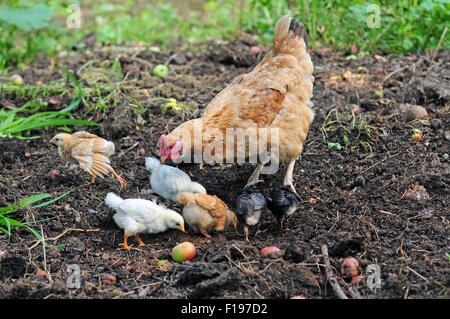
top-left (0, 39), bottom-right (448, 299)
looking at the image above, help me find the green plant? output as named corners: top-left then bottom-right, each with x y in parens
top-left (0, 1), bottom-right (62, 70)
top-left (321, 108), bottom-right (379, 155)
top-left (0, 190), bottom-right (72, 240)
top-left (0, 66), bottom-right (98, 139)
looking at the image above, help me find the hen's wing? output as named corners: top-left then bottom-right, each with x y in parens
top-left (70, 132), bottom-right (115, 157)
top-left (118, 199), bottom-right (160, 224)
top-left (71, 140), bottom-right (111, 177)
top-left (192, 194), bottom-right (228, 219)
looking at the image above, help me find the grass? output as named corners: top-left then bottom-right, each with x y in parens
top-left (0, 66), bottom-right (99, 139)
top-left (0, 190), bottom-right (72, 240)
top-left (1, 0), bottom-right (449, 71)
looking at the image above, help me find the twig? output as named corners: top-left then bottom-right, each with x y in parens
top-left (321, 244), bottom-right (348, 299)
top-left (406, 266), bottom-right (429, 283)
top-left (382, 66), bottom-right (408, 85)
top-left (361, 152), bottom-right (401, 174)
top-left (118, 142), bottom-right (139, 158)
top-left (348, 286), bottom-right (363, 299)
top-left (40, 225), bottom-right (53, 284)
top-left (29, 228), bottom-right (99, 250)
top-left (431, 26), bottom-right (448, 63)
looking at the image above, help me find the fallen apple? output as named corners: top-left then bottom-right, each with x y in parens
top-left (153, 64), bottom-right (169, 77)
top-left (341, 257), bottom-right (360, 279)
top-left (261, 246), bottom-right (281, 257)
top-left (10, 74), bottom-right (24, 86)
top-left (411, 128), bottom-right (423, 141)
top-left (172, 242), bottom-right (196, 263)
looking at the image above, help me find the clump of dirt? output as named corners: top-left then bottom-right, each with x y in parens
top-left (0, 40), bottom-right (449, 299)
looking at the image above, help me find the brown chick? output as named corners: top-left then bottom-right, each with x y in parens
top-left (160, 15), bottom-right (314, 193)
top-left (49, 131), bottom-right (126, 189)
top-left (176, 192), bottom-right (237, 238)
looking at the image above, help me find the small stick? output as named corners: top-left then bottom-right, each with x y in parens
top-left (321, 244), bottom-right (348, 299)
top-left (118, 142), bottom-right (139, 158)
top-left (40, 225), bottom-right (53, 284)
top-left (406, 266), bottom-right (429, 283)
top-left (29, 228), bottom-right (99, 250)
top-left (382, 66), bottom-right (408, 85)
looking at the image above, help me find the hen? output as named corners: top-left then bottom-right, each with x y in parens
top-left (145, 157), bottom-right (206, 204)
top-left (49, 131), bottom-right (126, 189)
top-left (266, 186), bottom-right (301, 228)
top-left (105, 192), bottom-right (185, 249)
top-left (159, 15), bottom-right (314, 192)
top-left (235, 186), bottom-right (267, 241)
top-left (176, 192), bottom-right (237, 238)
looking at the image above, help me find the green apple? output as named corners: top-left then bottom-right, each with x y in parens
top-left (10, 74), bottom-right (24, 86)
top-left (153, 64), bottom-right (169, 77)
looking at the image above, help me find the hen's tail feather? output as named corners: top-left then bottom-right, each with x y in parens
top-left (289, 18), bottom-right (307, 45)
top-left (273, 15), bottom-right (308, 58)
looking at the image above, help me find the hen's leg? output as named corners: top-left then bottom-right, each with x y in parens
top-left (283, 160), bottom-right (297, 193)
top-left (118, 231), bottom-right (133, 250)
top-left (135, 234), bottom-right (146, 247)
top-left (245, 163), bottom-right (265, 188)
top-left (108, 167), bottom-right (127, 190)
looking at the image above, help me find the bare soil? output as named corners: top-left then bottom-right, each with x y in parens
top-left (0, 40), bottom-right (448, 299)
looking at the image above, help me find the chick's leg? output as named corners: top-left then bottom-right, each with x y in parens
top-left (118, 231), bottom-right (133, 250)
top-left (199, 229), bottom-right (212, 239)
top-left (108, 167), bottom-right (127, 190)
top-left (135, 234), bottom-right (146, 247)
top-left (244, 226), bottom-right (249, 242)
top-left (283, 160), bottom-right (297, 194)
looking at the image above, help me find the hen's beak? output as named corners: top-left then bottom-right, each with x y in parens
top-left (178, 224), bottom-right (185, 232)
top-left (160, 156), bottom-right (168, 164)
top-left (49, 138), bottom-right (55, 144)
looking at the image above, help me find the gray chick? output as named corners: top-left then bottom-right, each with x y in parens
top-left (235, 186), bottom-right (267, 241)
top-left (266, 186), bottom-right (301, 228)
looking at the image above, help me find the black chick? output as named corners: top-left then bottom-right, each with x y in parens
top-left (266, 186), bottom-right (301, 228)
top-left (235, 186), bottom-right (267, 241)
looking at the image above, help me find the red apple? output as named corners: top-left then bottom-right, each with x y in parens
top-left (172, 242), bottom-right (196, 263)
top-left (261, 246), bottom-right (281, 257)
top-left (341, 257), bottom-right (360, 279)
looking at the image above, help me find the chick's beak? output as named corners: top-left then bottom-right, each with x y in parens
top-left (160, 156), bottom-right (168, 164)
top-left (49, 138), bottom-right (55, 144)
top-left (178, 223), bottom-right (185, 232)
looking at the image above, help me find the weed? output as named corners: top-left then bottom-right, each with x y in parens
top-left (0, 190), bottom-right (72, 240)
top-left (321, 108), bottom-right (379, 155)
top-left (0, 66), bottom-right (98, 139)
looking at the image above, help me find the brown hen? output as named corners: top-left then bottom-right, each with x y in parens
top-left (160, 15), bottom-right (314, 192)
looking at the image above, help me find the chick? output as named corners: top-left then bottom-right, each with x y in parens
top-left (176, 192), bottom-right (237, 238)
top-left (49, 131), bottom-right (126, 189)
top-left (235, 186), bottom-right (267, 241)
top-left (145, 157), bottom-right (206, 204)
top-left (266, 186), bottom-right (301, 228)
top-left (105, 192), bottom-right (185, 250)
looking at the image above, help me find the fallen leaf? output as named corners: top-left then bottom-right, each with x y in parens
top-left (343, 70), bottom-right (352, 82)
top-left (374, 55), bottom-right (389, 63)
